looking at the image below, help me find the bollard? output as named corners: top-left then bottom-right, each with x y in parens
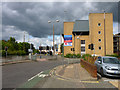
top-left (40, 56), bottom-right (41, 59)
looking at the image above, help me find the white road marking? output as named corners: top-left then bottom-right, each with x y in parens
top-left (28, 71), bottom-right (43, 81)
top-left (38, 74), bottom-right (49, 78)
top-left (104, 79), bottom-right (119, 82)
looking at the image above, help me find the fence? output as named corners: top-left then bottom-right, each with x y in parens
top-left (80, 59), bottom-right (97, 78)
top-left (67, 58), bottom-right (80, 64)
top-left (1, 55), bottom-right (36, 64)
top-left (38, 54), bottom-right (64, 61)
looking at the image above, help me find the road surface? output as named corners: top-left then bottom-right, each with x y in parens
top-left (2, 60), bottom-right (66, 88)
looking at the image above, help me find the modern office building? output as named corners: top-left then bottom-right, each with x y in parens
top-left (64, 13), bottom-right (113, 56)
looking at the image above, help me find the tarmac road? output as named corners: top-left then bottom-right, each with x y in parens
top-left (2, 57), bottom-right (120, 89)
top-left (2, 60), bottom-right (66, 89)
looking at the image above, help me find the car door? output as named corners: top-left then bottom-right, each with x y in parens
top-left (97, 59), bottom-right (102, 72)
top-left (95, 59), bottom-right (99, 71)
top-left (95, 57), bottom-right (102, 72)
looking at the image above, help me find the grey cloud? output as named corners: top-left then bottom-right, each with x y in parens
top-left (2, 2), bottom-right (119, 39)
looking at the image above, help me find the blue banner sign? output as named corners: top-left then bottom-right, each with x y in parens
top-left (64, 35), bottom-right (72, 46)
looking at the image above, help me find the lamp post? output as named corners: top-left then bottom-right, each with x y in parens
top-left (48, 20), bottom-right (60, 55)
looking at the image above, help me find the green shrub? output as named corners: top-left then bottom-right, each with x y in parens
top-left (17, 50), bottom-right (26, 56)
top-left (65, 53), bottom-right (81, 58)
top-left (65, 53), bottom-right (73, 58)
top-left (82, 54), bottom-right (92, 61)
top-left (72, 54), bottom-right (77, 58)
top-left (1, 50), bottom-right (6, 56)
top-left (7, 50), bottom-right (17, 55)
top-left (76, 54), bottom-right (81, 58)
top-left (7, 50), bottom-right (26, 56)
top-left (33, 49), bottom-right (39, 54)
top-left (106, 54), bottom-right (119, 58)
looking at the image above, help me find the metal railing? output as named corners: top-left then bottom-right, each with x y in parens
top-left (2, 55), bottom-right (30, 63)
top-left (67, 58), bottom-right (80, 64)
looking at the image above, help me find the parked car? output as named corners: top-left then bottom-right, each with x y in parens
top-left (94, 56), bottom-right (120, 77)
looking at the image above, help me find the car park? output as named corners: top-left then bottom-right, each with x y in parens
top-left (94, 56), bottom-right (120, 77)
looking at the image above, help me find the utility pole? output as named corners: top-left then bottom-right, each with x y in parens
top-left (28, 33), bottom-right (32, 60)
top-left (5, 46), bottom-right (7, 58)
top-left (104, 10), bottom-right (106, 56)
top-left (53, 24), bottom-right (54, 55)
top-left (23, 31), bottom-right (25, 52)
top-left (23, 31), bottom-right (25, 42)
top-left (48, 20), bottom-right (59, 55)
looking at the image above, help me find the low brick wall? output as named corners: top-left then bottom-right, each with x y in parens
top-left (80, 59), bottom-right (97, 78)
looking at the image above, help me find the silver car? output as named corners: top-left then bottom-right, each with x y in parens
top-left (95, 56), bottom-right (120, 77)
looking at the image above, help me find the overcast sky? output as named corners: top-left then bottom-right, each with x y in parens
top-left (1, 1), bottom-right (119, 49)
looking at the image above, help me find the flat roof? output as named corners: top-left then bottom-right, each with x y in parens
top-left (73, 20), bottom-right (89, 32)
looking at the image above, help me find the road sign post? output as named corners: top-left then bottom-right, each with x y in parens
top-left (5, 46), bottom-right (8, 58)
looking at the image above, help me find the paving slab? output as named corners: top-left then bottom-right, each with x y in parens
top-left (55, 63), bottom-right (97, 81)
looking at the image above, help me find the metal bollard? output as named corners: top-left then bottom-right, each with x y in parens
top-left (40, 56), bottom-right (41, 59)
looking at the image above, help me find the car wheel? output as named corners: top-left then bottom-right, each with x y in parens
top-left (100, 68), bottom-right (104, 77)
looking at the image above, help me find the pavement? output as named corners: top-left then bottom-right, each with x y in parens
top-left (52, 63), bottom-right (97, 81)
top-left (19, 63), bottom-right (119, 89)
top-left (49, 63), bottom-right (119, 88)
top-left (1, 59), bottom-right (33, 65)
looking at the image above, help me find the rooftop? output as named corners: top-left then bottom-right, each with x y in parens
top-left (73, 20), bottom-right (89, 33)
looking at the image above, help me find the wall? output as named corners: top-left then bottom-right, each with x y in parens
top-left (89, 13), bottom-right (113, 56)
top-left (64, 13), bottom-right (113, 56)
top-left (74, 35), bottom-right (91, 55)
top-left (64, 22), bottom-right (74, 56)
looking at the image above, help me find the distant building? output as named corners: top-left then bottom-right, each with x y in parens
top-left (58, 44), bottom-right (61, 53)
top-left (64, 13), bottom-right (113, 56)
top-left (113, 33), bottom-right (120, 55)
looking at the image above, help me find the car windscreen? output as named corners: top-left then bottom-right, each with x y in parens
top-left (103, 58), bottom-right (120, 64)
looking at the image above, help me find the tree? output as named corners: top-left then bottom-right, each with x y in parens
top-left (39, 46), bottom-right (43, 50)
top-left (1, 37), bottom-right (36, 56)
top-left (60, 43), bottom-right (64, 53)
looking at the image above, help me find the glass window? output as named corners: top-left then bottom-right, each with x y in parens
top-left (98, 23), bottom-right (101, 26)
top-left (81, 40), bottom-right (85, 44)
top-left (81, 47), bottom-right (85, 51)
top-left (98, 31), bottom-right (101, 34)
top-left (99, 46), bottom-right (101, 50)
top-left (88, 44), bottom-right (91, 49)
top-left (99, 39), bottom-right (101, 42)
top-left (103, 58), bottom-right (120, 64)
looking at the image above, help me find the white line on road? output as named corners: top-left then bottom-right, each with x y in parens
top-left (38, 74), bottom-right (49, 78)
top-left (104, 79), bottom-right (119, 82)
top-left (28, 71), bottom-right (43, 81)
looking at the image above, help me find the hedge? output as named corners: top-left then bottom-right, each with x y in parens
top-left (1, 50), bottom-right (26, 56)
top-left (82, 54), bottom-right (92, 61)
top-left (65, 53), bottom-right (81, 58)
top-left (106, 54), bottom-right (120, 58)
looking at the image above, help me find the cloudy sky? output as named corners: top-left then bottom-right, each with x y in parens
top-left (1, 1), bottom-right (119, 49)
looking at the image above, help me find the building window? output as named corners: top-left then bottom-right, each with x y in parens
top-left (88, 44), bottom-right (91, 49)
top-left (98, 31), bottom-right (101, 34)
top-left (99, 46), bottom-right (101, 50)
top-left (99, 39), bottom-right (101, 42)
top-left (81, 47), bottom-right (85, 51)
top-left (98, 23), bottom-right (101, 26)
top-left (81, 40), bottom-right (85, 44)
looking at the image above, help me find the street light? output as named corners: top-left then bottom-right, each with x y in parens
top-left (48, 20), bottom-right (60, 55)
